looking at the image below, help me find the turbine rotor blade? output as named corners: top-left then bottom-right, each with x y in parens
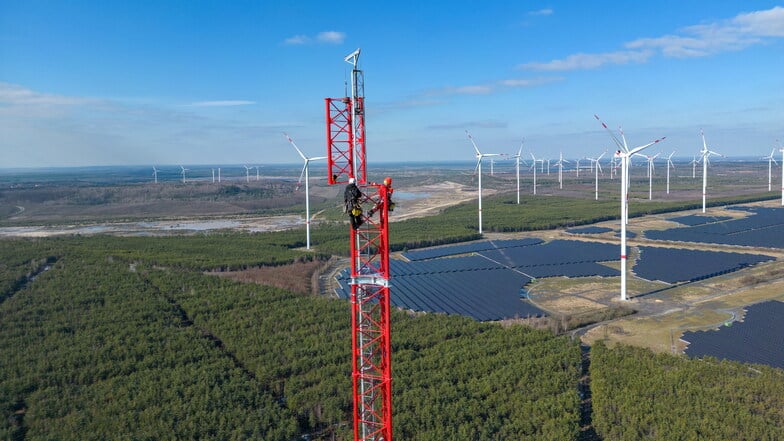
top-left (594, 114), bottom-right (626, 151)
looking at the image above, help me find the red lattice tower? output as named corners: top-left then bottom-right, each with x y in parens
top-left (326, 49), bottom-right (393, 441)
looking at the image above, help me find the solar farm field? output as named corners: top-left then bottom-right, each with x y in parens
top-left (682, 300), bottom-right (784, 369)
top-left (646, 206), bottom-right (784, 248)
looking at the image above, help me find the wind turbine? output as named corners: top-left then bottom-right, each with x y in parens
top-left (179, 165), bottom-right (189, 183)
top-left (152, 166), bottom-right (159, 184)
top-left (586, 151), bottom-right (606, 200)
top-left (243, 165), bottom-right (251, 183)
top-left (218, 167), bottom-right (221, 183)
top-left (530, 152), bottom-right (543, 195)
top-left (466, 130), bottom-right (502, 234)
top-left (595, 114), bottom-right (665, 301)
top-left (665, 151), bottom-right (676, 194)
top-left (762, 148), bottom-right (778, 192)
top-left (255, 166), bottom-right (260, 181)
top-left (634, 153), bottom-right (660, 201)
top-left (689, 155), bottom-right (699, 179)
top-left (699, 129), bottom-right (723, 213)
top-left (285, 133), bottom-right (327, 250)
top-left (555, 152), bottom-right (570, 189)
top-left (780, 144), bottom-right (783, 206)
top-left (575, 158), bottom-right (581, 178)
top-left (512, 141), bottom-right (527, 204)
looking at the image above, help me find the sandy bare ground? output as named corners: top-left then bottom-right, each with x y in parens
top-left (0, 181), bottom-right (476, 237)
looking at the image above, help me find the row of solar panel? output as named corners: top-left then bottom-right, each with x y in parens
top-left (633, 246), bottom-right (774, 284)
top-left (402, 237), bottom-right (543, 261)
top-left (477, 240), bottom-right (617, 268)
top-left (682, 301), bottom-right (784, 369)
top-left (650, 207), bottom-right (784, 249)
top-left (335, 267), bottom-right (543, 321)
top-left (667, 215), bottom-right (732, 226)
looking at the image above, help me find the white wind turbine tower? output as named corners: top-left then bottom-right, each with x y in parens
top-left (466, 130), bottom-right (502, 234)
top-left (211, 168), bottom-right (216, 183)
top-left (530, 153), bottom-right (543, 195)
top-left (780, 143), bottom-right (783, 206)
top-left (152, 166), bottom-right (159, 184)
top-left (243, 165), bottom-right (251, 183)
top-left (575, 158), bottom-right (581, 178)
top-left (699, 129), bottom-right (723, 213)
top-left (285, 133), bottom-right (327, 250)
top-left (595, 114), bottom-right (665, 301)
top-left (555, 152), bottom-right (570, 189)
top-left (665, 151), bottom-right (676, 194)
top-left (180, 165), bottom-right (189, 183)
top-left (689, 155), bottom-right (699, 179)
top-left (513, 141), bottom-right (527, 204)
top-left (218, 167), bottom-right (221, 183)
top-left (586, 151), bottom-right (606, 200)
top-left (762, 148), bottom-right (778, 192)
top-left (634, 153), bottom-right (660, 201)
top-left (255, 166), bottom-right (260, 181)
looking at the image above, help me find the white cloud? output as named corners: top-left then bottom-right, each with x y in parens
top-left (316, 31), bottom-right (346, 44)
top-left (283, 31), bottom-right (346, 45)
top-left (283, 34), bottom-right (309, 45)
top-left (521, 6), bottom-right (784, 70)
top-left (0, 82), bottom-right (96, 106)
top-left (529, 8), bottom-right (553, 16)
top-left (432, 76), bottom-right (564, 96)
top-left (521, 50), bottom-right (654, 71)
top-left (188, 100), bottom-right (256, 107)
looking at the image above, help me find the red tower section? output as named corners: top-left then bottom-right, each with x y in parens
top-left (325, 49), bottom-right (393, 441)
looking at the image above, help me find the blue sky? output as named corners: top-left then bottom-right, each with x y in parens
top-left (1, 1), bottom-right (783, 167)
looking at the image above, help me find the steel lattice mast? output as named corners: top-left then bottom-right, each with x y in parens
top-left (325, 48), bottom-right (394, 441)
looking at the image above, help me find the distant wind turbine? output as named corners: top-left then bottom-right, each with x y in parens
top-left (180, 165), bottom-right (189, 183)
top-left (665, 151), bottom-right (676, 195)
top-left (530, 152), bottom-right (543, 195)
top-left (689, 155), bottom-right (699, 179)
top-left (634, 152), bottom-right (660, 201)
top-left (255, 166), bottom-right (260, 181)
top-left (285, 133), bottom-right (327, 250)
top-left (243, 165), bottom-right (251, 183)
top-left (699, 129), bottom-right (723, 213)
top-left (595, 114), bottom-right (665, 301)
top-left (513, 141), bottom-right (527, 204)
top-left (762, 148), bottom-right (778, 192)
top-left (586, 151), bottom-right (606, 200)
top-left (211, 168), bottom-right (216, 183)
top-left (555, 152), bottom-right (569, 189)
top-left (152, 166), bottom-right (159, 184)
top-left (780, 143), bottom-right (783, 206)
top-left (466, 130), bottom-right (502, 234)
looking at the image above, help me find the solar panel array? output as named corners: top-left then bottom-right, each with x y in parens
top-left (336, 239), bottom-right (625, 321)
top-left (647, 207), bottom-right (784, 248)
top-left (667, 215), bottom-right (732, 226)
top-left (402, 238), bottom-right (543, 261)
top-left (566, 226), bottom-right (614, 235)
top-left (682, 301), bottom-right (784, 369)
top-left (334, 261), bottom-right (540, 321)
top-left (633, 246), bottom-right (774, 283)
top-left (478, 239), bottom-right (617, 268)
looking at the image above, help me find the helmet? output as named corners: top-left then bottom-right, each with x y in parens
top-left (348, 177), bottom-right (355, 184)
top-left (383, 177), bottom-right (392, 186)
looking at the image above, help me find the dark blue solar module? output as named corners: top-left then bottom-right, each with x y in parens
top-left (566, 226), bottom-right (614, 235)
top-left (614, 230), bottom-right (637, 238)
top-left (667, 215), bottom-right (732, 226)
top-left (402, 238), bottom-right (543, 261)
top-left (682, 301), bottom-right (784, 369)
top-left (478, 240), bottom-right (617, 268)
top-left (646, 207), bottom-right (784, 248)
top-left (334, 265), bottom-right (541, 321)
top-left (520, 262), bottom-right (619, 279)
top-left (633, 246), bottom-right (774, 283)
